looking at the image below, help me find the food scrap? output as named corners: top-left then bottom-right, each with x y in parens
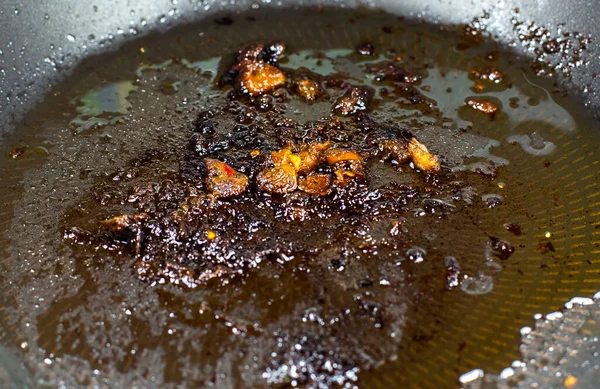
top-left (205, 158), bottom-right (249, 198)
top-left (298, 173), bottom-right (333, 196)
top-left (333, 86), bottom-right (374, 115)
top-left (356, 42), bottom-right (376, 56)
top-left (237, 62), bottom-right (286, 96)
top-left (257, 142), bottom-right (364, 195)
top-left (9, 147), bottom-right (27, 159)
top-left (469, 67), bottom-right (504, 83)
top-left (101, 214), bottom-right (148, 234)
top-left (222, 41), bottom-right (287, 96)
top-left (69, 38), bottom-right (482, 297)
top-left (407, 138), bottom-right (441, 173)
top-left (466, 96), bottom-right (500, 116)
top-left (379, 139), bottom-right (411, 164)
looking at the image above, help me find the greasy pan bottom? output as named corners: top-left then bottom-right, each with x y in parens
top-left (0, 7), bottom-right (599, 389)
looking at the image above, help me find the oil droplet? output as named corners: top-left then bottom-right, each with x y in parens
top-left (406, 246), bottom-right (426, 263)
top-left (545, 231), bottom-right (552, 238)
top-left (67, 34), bottom-right (76, 42)
top-left (460, 272), bottom-right (493, 295)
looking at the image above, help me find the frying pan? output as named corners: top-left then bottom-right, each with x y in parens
top-left (1, 1), bottom-right (600, 388)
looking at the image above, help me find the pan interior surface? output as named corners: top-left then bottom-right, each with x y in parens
top-left (0, 8), bottom-right (599, 389)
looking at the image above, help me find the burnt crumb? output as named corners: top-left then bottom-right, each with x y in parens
top-left (204, 158), bottom-right (249, 199)
top-left (503, 223), bottom-right (522, 236)
top-left (367, 61), bottom-right (423, 84)
top-left (100, 214), bottom-right (148, 254)
top-left (489, 237), bottom-right (515, 260)
top-left (444, 256), bottom-right (462, 290)
top-left (333, 86), bottom-right (374, 115)
top-left (298, 173), bottom-right (332, 196)
top-left (214, 16), bottom-right (234, 25)
top-left (378, 139), bottom-right (411, 164)
top-left (469, 66), bottom-right (507, 92)
top-left (9, 147), bottom-right (27, 158)
top-left (261, 41), bottom-right (286, 66)
top-left (469, 67), bottom-right (504, 84)
top-left (219, 41), bottom-right (287, 96)
top-left (290, 69), bottom-right (324, 101)
top-left (256, 165), bottom-right (298, 195)
top-left (63, 226), bottom-right (92, 243)
top-left (538, 240), bottom-right (556, 254)
top-left (465, 96), bottom-right (501, 117)
top-left (294, 79), bottom-right (322, 101)
top-left (356, 42), bottom-right (376, 56)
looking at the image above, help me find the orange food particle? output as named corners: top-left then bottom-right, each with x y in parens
top-left (297, 141), bottom-right (330, 174)
top-left (472, 82), bottom-right (484, 92)
top-left (564, 376), bottom-right (578, 388)
top-left (272, 147), bottom-right (302, 172)
top-left (407, 138), bottom-right (441, 173)
top-left (466, 97), bottom-right (499, 115)
top-left (295, 78), bottom-right (322, 101)
top-left (238, 62), bottom-right (286, 96)
top-left (250, 150), bottom-right (260, 157)
top-left (324, 149), bottom-right (364, 165)
top-left (206, 230), bottom-right (217, 240)
top-left (256, 166), bottom-right (298, 195)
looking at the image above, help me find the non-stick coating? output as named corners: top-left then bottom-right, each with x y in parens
top-left (0, 0), bottom-right (599, 137)
top-left (1, 1), bottom-right (600, 388)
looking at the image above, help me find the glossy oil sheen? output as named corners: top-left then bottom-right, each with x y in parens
top-left (0, 9), bottom-right (599, 389)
